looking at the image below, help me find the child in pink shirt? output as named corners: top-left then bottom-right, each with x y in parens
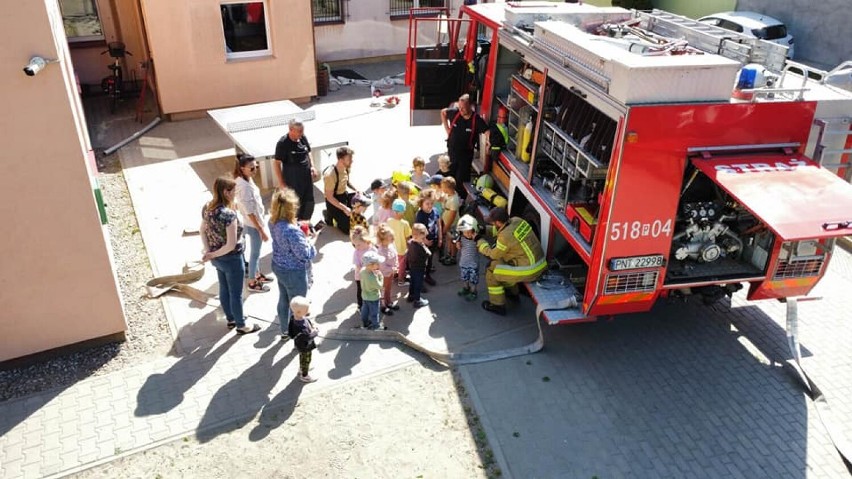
top-left (372, 189), bottom-right (396, 231)
top-left (376, 225), bottom-right (400, 315)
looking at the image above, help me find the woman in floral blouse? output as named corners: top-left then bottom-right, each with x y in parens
top-left (270, 188), bottom-right (317, 340)
top-left (201, 176), bottom-right (260, 335)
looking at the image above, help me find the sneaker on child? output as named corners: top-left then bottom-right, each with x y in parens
top-left (299, 374), bottom-right (318, 383)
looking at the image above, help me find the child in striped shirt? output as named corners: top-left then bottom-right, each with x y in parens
top-left (454, 214), bottom-right (480, 301)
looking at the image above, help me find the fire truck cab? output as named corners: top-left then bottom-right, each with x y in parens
top-left (406, 2), bottom-right (852, 324)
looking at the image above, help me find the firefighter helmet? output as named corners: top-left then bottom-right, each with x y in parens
top-left (475, 174), bottom-right (494, 191)
top-left (457, 214), bottom-right (478, 232)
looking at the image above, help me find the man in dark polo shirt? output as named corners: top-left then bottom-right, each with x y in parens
top-left (441, 94), bottom-right (488, 199)
top-left (274, 120), bottom-right (316, 221)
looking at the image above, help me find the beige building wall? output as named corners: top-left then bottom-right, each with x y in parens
top-left (140, 0), bottom-right (316, 115)
top-left (315, 0), bottom-right (466, 63)
top-left (0, 0), bottom-right (126, 362)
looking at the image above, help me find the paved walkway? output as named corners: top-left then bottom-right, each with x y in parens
top-left (462, 247), bottom-right (852, 478)
top-left (0, 61), bottom-right (540, 478)
top-left (3, 59), bottom-right (852, 479)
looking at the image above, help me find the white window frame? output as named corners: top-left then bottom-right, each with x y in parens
top-left (220, 0), bottom-right (272, 60)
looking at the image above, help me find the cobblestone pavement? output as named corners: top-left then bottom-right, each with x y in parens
top-left (2, 57), bottom-right (851, 477)
top-left (461, 246), bottom-right (852, 479)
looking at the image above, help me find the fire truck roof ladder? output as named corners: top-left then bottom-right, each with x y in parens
top-left (636, 9), bottom-right (789, 72)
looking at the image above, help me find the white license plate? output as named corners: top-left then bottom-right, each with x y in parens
top-left (610, 255), bottom-right (665, 271)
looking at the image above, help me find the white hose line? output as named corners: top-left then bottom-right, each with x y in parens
top-left (103, 117), bottom-right (162, 156)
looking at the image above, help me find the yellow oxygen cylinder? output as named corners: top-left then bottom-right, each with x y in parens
top-left (515, 116), bottom-right (527, 158)
top-left (520, 117), bottom-right (533, 163)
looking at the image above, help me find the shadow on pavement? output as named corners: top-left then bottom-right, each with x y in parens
top-left (135, 333), bottom-right (239, 417)
top-left (195, 341), bottom-right (294, 443)
top-left (248, 378), bottom-right (306, 442)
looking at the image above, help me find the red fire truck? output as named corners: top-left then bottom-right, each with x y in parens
top-left (405, 2), bottom-right (852, 324)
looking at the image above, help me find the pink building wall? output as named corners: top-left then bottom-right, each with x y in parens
top-left (140, 0), bottom-right (317, 115)
top-left (0, 0), bottom-right (126, 362)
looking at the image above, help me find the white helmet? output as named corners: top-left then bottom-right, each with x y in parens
top-left (456, 214), bottom-right (478, 232)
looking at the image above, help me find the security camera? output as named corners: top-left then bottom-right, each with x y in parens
top-left (23, 57), bottom-right (48, 76)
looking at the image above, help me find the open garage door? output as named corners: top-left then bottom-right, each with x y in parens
top-left (405, 8), bottom-right (471, 126)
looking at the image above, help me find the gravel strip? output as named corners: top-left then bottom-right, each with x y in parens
top-left (0, 150), bottom-right (171, 402)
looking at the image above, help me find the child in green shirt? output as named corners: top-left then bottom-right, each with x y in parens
top-left (360, 250), bottom-right (385, 330)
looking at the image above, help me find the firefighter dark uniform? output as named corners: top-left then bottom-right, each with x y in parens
top-left (477, 213), bottom-right (546, 313)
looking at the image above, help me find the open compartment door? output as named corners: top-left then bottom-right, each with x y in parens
top-left (405, 10), bottom-right (471, 126)
top-left (690, 154), bottom-right (852, 241)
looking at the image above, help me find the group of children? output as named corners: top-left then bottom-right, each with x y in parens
top-left (347, 154), bottom-right (483, 330)
top-left (284, 154), bottom-right (486, 382)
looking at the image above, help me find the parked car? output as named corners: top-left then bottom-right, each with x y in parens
top-left (698, 11), bottom-right (795, 59)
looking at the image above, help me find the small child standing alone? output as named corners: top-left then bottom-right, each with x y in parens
top-left (360, 251), bottom-right (385, 330)
top-left (287, 296), bottom-right (319, 383)
top-left (455, 215), bottom-right (481, 301)
top-left (376, 225), bottom-right (400, 315)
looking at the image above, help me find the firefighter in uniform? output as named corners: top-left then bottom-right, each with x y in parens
top-left (477, 207), bottom-right (547, 315)
top-left (487, 107), bottom-right (509, 166)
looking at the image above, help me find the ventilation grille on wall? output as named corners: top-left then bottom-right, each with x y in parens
top-left (604, 271), bottom-right (658, 295)
top-left (774, 257), bottom-right (825, 279)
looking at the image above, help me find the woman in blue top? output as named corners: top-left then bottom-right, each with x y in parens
top-left (270, 188), bottom-right (317, 340)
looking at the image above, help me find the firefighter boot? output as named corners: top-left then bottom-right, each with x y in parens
top-left (481, 301), bottom-right (506, 316)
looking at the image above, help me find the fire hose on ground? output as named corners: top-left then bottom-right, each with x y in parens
top-left (145, 262), bottom-right (558, 366)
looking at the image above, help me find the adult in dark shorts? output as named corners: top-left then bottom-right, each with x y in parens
top-left (441, 94), bottom-right (488, 199)
top-left (322, 146), bottom-right (357, 234)
top-left (274, 120), bottom-right (316, 221)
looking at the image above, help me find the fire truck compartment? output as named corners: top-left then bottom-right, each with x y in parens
top-left (665, 153), bottom-right (852, 286)
top-left (665, 160), bottom-right (773, 285)
top-left (690, 154), bottom-right (852, 240)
